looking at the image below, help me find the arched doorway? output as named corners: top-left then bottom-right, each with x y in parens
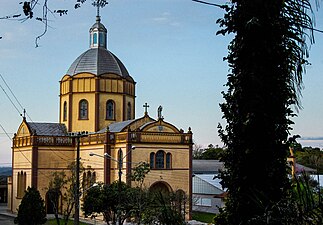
top-left (149, 181), bottom-right (172, 196)
top-left (46, 190), bottom-right (61, 214)
top-left (174, 189), bottom-right (187, 217)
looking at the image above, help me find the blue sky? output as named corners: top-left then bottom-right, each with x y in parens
top-left (0, 0), bottom-right (323, 166)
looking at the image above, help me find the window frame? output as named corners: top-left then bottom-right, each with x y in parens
top-left (17, 171), bottom-right (26, 199)
top-left (166, 152), bottom-right (172, 169)
top-left (150, 150), bottom-right (172, 170)
top-left (106, 100), bottom-right (115, 120)
top-left (63, 101), bottom-right (67, 121)
top-left (127, 102), bottom-right (131, 120)
top-left (150, 152), bottom-right (155, 169)
top-left (79, 99), bottom-right (89, 120)
top-left (93, 33), bottom-right (98, 45)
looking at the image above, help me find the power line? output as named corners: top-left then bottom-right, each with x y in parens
top-left (0, 80), bottom-right (22, 117)
top-left (0, 74), bottom-right (24, 111)
top-left (0, 73), bottom-right (73, 164)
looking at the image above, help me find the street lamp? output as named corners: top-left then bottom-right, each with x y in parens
top-left (89, 146), bottom-right (136, 225)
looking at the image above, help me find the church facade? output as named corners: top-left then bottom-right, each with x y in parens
top-left (8, 14), bottom-right (193, 219)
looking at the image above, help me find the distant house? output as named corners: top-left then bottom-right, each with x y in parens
top-left (192, 160), bottom-right (226, 214)
top-left (294, 163), bottom-right (316, 174)
top-left (192, 159), bottom-right (317, 214)
top-left (0, 167), bottom-right (12, 204)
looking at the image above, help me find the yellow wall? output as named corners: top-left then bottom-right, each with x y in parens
top-left (98, 93), bottom-right (124, 128)
top-left (11, 168), bottom-right (32, 212)
top-left (71, 93), bottom-right (96, 132)
top-left (130, 144), bottom-right (190, 193)
top-left (60, 75), bottom-right (136, 132)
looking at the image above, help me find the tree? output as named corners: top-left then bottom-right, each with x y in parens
top-left (141, 190), bottom-right (187, 225)
top-left (128, 162), bottom-right (151, 224)
top-left (0, 0), bottom-right (107, 47)
top-left (46, 162), bottom-right (85, 225)
top-left (201, 144), bottom-right (224, 160)
top-left (61, 161), bottom-right (85, 225)
top-left (83, 162), bottom-right (151, 225)
top-left (295, 147), bottom-right (323, 173)
top-left (193, 143), bottom-right (204, 159)
top-left (212, 0), bottom-right (317, 224)
top-left (82, 181), bottom-right (131, 225)
top-left (245, 172), bottom-right (323, 224)
top-left (14, 186), bottom-right (47, 225)
top-left (193, 143), bottom-right (225, 159)
top-left (46, 171), bottom-right (67, 225)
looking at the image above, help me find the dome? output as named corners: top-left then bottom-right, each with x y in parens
top-left (66, 48), bottom-right (131, 78)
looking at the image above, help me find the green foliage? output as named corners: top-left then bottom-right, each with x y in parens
top-left (201, 144), bottom-right (224, 160)
top-left (45, 219), bottom-right (88, 225)
top-left (46, 162), bottom-right (85, 225)
top-left (192, 211), bottom-right (216, 223)
top-left (216, 0), bottom-right (316, 224)
top-left (14, 186), bottom-right (47, 225)
top-left (294, 147), bottom-right (323, 173)
top-left (129, 162), bottom-right (150, 187)
top-left (83, 183), bottom-right (188, 225)
top-left (47, 171), bottom-right (67, 225)
top-left (82, 181), bottom-right (130, 225)
top-left (141, 191), bottom-right (186, 225)
top-left (242, 173), bottom-right (323, 225)
top-left (193, 144), bottom-right (225, 159)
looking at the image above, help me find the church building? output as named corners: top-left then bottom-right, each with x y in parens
top-left (8, 13), bottom-right (193, 220)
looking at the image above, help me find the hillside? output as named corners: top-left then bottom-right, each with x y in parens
top-left (0, 167), bottom-right (12, 176)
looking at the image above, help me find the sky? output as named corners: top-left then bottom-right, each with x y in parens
top-left (0, 0), bottom-right (323, 167)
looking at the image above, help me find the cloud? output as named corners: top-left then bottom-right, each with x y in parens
top-left (152, 12), bottom-right (181, 27)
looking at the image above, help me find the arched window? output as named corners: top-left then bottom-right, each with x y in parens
top-left (175, 189), bottom-right (187, 215)
top-left (93, 33), bottom-right (97, 45)
top-left (92, 172), bottom-right (96, 184)
top-left (79, 99), bottom-right (88, 120)
top-left (150, 152), bottom-right (155, 169)
top-left (63, 101), bottom-right (67, 121)
top-left (127, 102), bottom-right (131, 120)
top-left (99, 33), bottom-right (105, 47)
top-left (166, 153), bottom-right (172, 169)
top-left (156, 150), bottom-right (165, 169)
top-left (17, 171), bottom-right (26, 198)
top-left (106, 100), bottom-right (115, 120)
top-left (117, 149), bottom-right (123, 165)
top-left (82, 170), bottom-right (97, 196)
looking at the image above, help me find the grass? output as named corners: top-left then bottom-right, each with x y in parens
top-left (192, 211), bottom-right (216, 224)
top-left (45, 218), bottom-right (90, 225)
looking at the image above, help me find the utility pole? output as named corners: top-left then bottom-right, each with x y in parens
top-left (118, 148), bottom-right (122, 225)
top-left (73, 132), bottom-right (88, 225)
top-left (74, 134), bottom-right (81, 225)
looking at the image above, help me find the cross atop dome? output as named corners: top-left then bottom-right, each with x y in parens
top-left (92, 0), bottom-right (108, 22)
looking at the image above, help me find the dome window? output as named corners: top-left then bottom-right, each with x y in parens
top-left (93, 33), bottom-right (98, 45)
top-left (99, 33), bottom-right (106, 47)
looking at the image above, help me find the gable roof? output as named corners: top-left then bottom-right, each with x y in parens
top-left (107, 119), bottom-right (136, 132)
top-left (26, 122), bottom-right (68, 136)
top-left (295, 163), bottom-right (316, 174)
top-left (193, 174), bottom-right (225, 195)
top-left (193, 160), bottom-right (224, 174)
